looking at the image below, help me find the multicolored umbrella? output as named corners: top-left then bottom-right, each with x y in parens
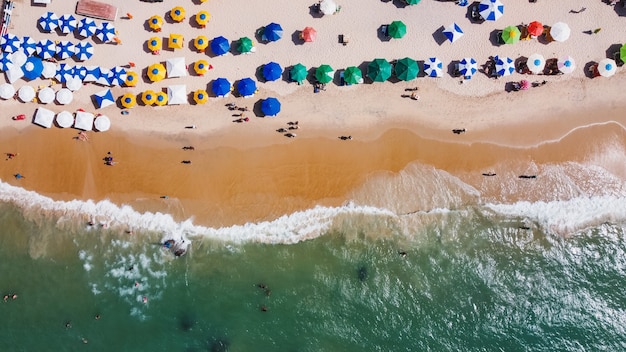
top-left (315, 64), bottom-right (334, 84)
top-left (74, 42), bottom-right (94, 61)
top-left (549, 22), bottom-right (570, 42)
top-left (108, 66), bottom-right (127, 86)
top-left (479, 0), bottom-right (504, 21)
top-left (193, 60), bottom-right (210, 75)
top-left (263, 61), bottom-right (283, 81)
top-left (494, 55), bottom-right (514, 76)
top-left (237, 78), bottom-right (256, 97)
top-left (458, 57), bottom-right (478, 78)
top-left (263, 23), bottom-right (283, 42)
top-left (84, 66), bottom-right (103, 83)
top-left (94, 89), bottom-right (115, 108)
top-left (195, 11), bottom-right (210, 27)
top-left (527, 21), bottom-right (543, 37)
top-left (170, 6), bottom-right (186, 22)
top-left (343, 66), bottom-right (363, 84)
top-left (502, 26), bottom-right (521, 44)
top-left (36, 39), bottom-right (56, 60)
top-left (443, 23), bottom-right (463, 43)
top-left (1, 33), bottom-right (21, 53)
top-left (212, 78), bottom-right (231, 97)
top-left (424, 57), bottom-right (443, 77)
top-left (21, 56), bottom-right (43, 80)
top-left (147, 63), bottom-right (166, 82)
top-left (147, 37), bottom-right (162, 52)
top-left (148, 15), bottom-right (163, 32)
top-left (21, 37), bottom-right (37, 56)
top-left (194, 35), bottom-right (209, 51)
top-left (319, 0), bottom-right (338, 14)
top-left (168, 34), bottom-right (184, 49)
top-left (77, 18), bottom-right (97, 38)
top-left (526, 53), bottom-right (545, 74)
top-left (237, 37), bottom-right (253, 53)
top-left (597, 58), bottom-right (616, 77)
top-left (55, 63), bottom-right (74, 83)
top-left (557, 55), bottom-right (575, 74)
top-left (154, 91), bottom-right (168, 106)
top-left (367, 58), bottom-right (392, 82)
top-left (395, 57), bottom-right (419, 81)
top-left (388, 21), bottom-right (407, 39)
top-left (261, 97), bottom-right (281, 116)
top-left (55, 41), bottom-right (75, 60)
top-left (124, 71), bottom-right (138, 86)
top-left (290, 63), bottom-right (307, 83)
top-left (301, 27), bottom-right (317, 42)
top-left (193, 89), bottom-right (208, 104)
top-left (210, 36), bottom-right (230, 56)
top-left (95, 22), bottom-right (116, 43)
top-left (38, 12), bottom-right (59, 32)
top-left (0, 52), bottom-right (13, 71)
top-left (58, 14), bottom-right (77, 34)
top-left (141, 90), bottom-right (157, 105)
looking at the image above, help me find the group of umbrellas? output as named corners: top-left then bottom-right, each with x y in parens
top-left (33, 107), bottom-right (110, 131)
top-left (38, 12), bottom-right (116, 42)
top-left (500, 21), bottom-right (570, 44)
top-left (0, 35), bottom-right (95, 61)
top-left (148, 9), bottom-right (210, 32)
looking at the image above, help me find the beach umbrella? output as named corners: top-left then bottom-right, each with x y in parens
top-left (36, 39), bottom-right (56, 60)
top-left (56, 88), bottom-right (73, 105)
top-left (319, 0), bottom-right (338, 15)
top-left (301, 27), bottom-right (317, 42)
top-left (478, 0), bottom-right (504, 21)
top-left (443, 23), bottom-right (464, 43)
top-left (95, 22), bottom-right (116, 43)
top-left (167, 85), bottom-right (187, 105)
top-left (72, 65), bottom-right (87, 81)
top-left (343, 66), bottom-right (363, 84)
top-left (58, 14), bottom-right (77, 34)
top-left (41, 61), bottom-right (56, 79)
top-left (83, 66), bottom-right (101, 82)
top-left (38, 87), bottom-right (55, 104)
top-left (0, 83), bottom-right (15, 99)
top-left (597, 58), bottom-right (616, 78)
top-left (21, 56), bottom-right (44, 80)
top-left (210, 36), bottom-right (230, 56)
top-left (21, 37), bottom-right (37, 56)
top-left (96, 68), bottom-right (111, 86)
top-left (193, 60), bottom-right (209, 75)
top-left (168, 34), bottom-right (184, 50)
top-left (10, 50), bottom-right (27, 66)
top-left (5, 67), bottom-right (23, 83)
top-left (108, 66), bottom-right (127, 86)
top-left (290, 63), bottom-right (307, 83)
top-left (148, 15), bottom-right (163, 32)
top-left (147, 63), bottom-right (166, 82)
top-left (367, 59), bottom-right (392, 82)
top-left (494, 55), bottom-right (514, 76)
top-left (1, 33), bottom-right (21, 53)
top-left (94, 115), bottom-right (111, 132)
top-left (170, 6), bottom-right (186, 22)
top-left (77, 18), bottom-right (97, 38)
top-left (315, 64), bottom-right (334, 84)
top-left (526, 53), bottom-right (545, 74)
top-left (237, 78), bottom-right (256, 97)
top-left (56, 111), bottom-right (74, 128)
top-left (155, 91), bottom-right (168, 106)
top-left (55, 41), bottom-right (75, 60)
top-left (94, 89), bottom-right (115, 108)
top-left (124, 71), bottom-right (138, 86)
top-left (141, 90), bottom-right (156, 105)
top-left (520, 79), bottom-right (531, 90)
top-left (263, 62), bottom-right (283, 81)
top-left (73, 42), bottom-right (94, 61)
top-left (0, 52), bottom-right (13, 71)
top-left (549, 22), bottom-right (570, 42)
top-left (65, 77), bottom-right (83, 91)
top-left (212, 78), bottom-right (231, 97)
top-left (38, 12), bottom-right (59, 32)
top-left (621, 44), bottom-right (626, 64)
top-left (527, 21), bottom-right (543, 37)
top-left (193, 89), bottom-right (208, 104)
top-left (195, 11), bottom-right (210, 26)
top-left (263, 23), bottom-right (283, 42)
top-left (34, 107), bottom-right (55, 128)
top-left (458, 57), bottom-right (478, 78)
top-left (501, 26), bottom-right (520, 44)
top-left (423, 57), bottom-right (443, 78)
top-left (147, 37), bottom-right (162, 52)
top-left (388, 21), bottom-right (407, 39)
top-left (403, 0), bottom-right (421, 4)
top-left (55, 63), bottom-right (73, 83)
top-left (18, 85), bottom-right (35, 102)
top-left (74, 111), bottom-right (94, 130)
top-left (395, 57), bottom-right (419, 81)
top-left (165, 57), bottom-right (187, 78)
top-left (261, 97), bottom-right (281, 116)
top-left (120, 93), bottom-right (136, 108)
top-left (237, 37), bottom-right (253, 54)
top-left (194, 35), bottom-right (209, 52)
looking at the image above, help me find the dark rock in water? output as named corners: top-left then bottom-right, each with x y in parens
top-left (179, 313), bottom-right (195, 332)
top-left (208, 337), bottom-right (229, 352)
top-left (357, 266), bottom-right (368, 281)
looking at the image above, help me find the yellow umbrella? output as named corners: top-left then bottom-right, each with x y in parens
top-left (195, 11), bottom-right (210, 27)
top-left (141, 90), bottom-right (156, 105)
top-left (168, 34), bottom-right (184, 49)
top-left (148, 15), bottom-right (163, 32)
top-left (124, 71), bottom-right (138, 87)
top-left (120, 93), bottom-right (136, 108)
top-left (193, 89), bottom-right (208, 104)
top-left (193, 35), bottom-right (209, 52)
top-left (170, 6), bottom-right (185, 22)
top-left (154, 91), bottom-right (168, 106)
top-left (147, 63), bottom-right (166, 82)
top-left (200, 0), bottom-right (208, 3)
top-left (193, 60), bottom-right (210, 76)
top-left (147, 37), bottom-right (162, 52)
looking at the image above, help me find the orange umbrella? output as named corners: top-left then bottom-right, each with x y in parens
top-left (527, 21), bottom-right (543, 37)
top-left (301, 27), bottom-right (317, 42)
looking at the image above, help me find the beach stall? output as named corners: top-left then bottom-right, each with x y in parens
top-left (95, 22), bottom-right (116, 43)
top-left (548, 22), bottom-right (570, 42)
top-left (120, 92), bottom-right (136, 108)
top-left (315, 64), bottom-right (334, 84)
top-left (170, 6), bottom-right (186, 22)
top-left (74, 42), bottom-right (94, 61)
top-left (526, 53), bottom-right (545, 74)
top-left (237, 37), bottom-right (254, 54)
top-left (193, 60), bottom-right (209, 76)
top-left (167, 85), bottom-right (187, 105)
top-left (77, 17), bottom-right (97, 38)
top-left (94, 115), bottom-right (111, 132)
top-left (387, 21), bottom-right (406, 39)
top-left (55, 111), bottom-right (74, 128)
top-left (319, 0), bottom-right (339, 15)
top-left (34, 107), bottom-right (55, 128)
top-left (168, 34), bottom-right (184, 50)
top-left (56, 88), bottom-right (73, 105)
top-left (155, 91), bottom-right (168, 106)
top-left (195, 11), bottom-right (210, 27)
top-left (1, 33), bottom-right (20, 53)
top-left (58, 14), bottom-right (77, 34)
top-left (501, 26), bottom-right (520, 44)
top-left (494, 55), bottom-right (514, 77)
top-left (0, 83), bottom-right (15, 99)
top-left (261, 97), bottom-right (281, 117)
top-left (22, 56), bottom-right (43, 81)
top-left (212, 78), bottom-right (231, 97)
top-left (36, 39), bottom-right (56, 60)
top-left (166, 57), bottom-right (187, 78)
top-left (194, 35), bottom-right (208, 52)
top-left (147, 37), bottom-right (162, 54)
top-left (301, 27), bottom-right (317, 42)
top-left (237, 78), bottom-right (256, 97)
top-left (17, 85), bottom-right (35, 102)
top-left (424, 57), bottom-right (443, 78)
top-left (147, 63), bottom-right (166, 82)
top-left (38, 12), bottom-right (59, 32)
top-left (263, 62), bottom-right (283, 81)
top-left (124, 71), bottom-right (138, 86)
top-left (597, 58), bottom-right (616, 77)
top-left (94, 88), bottom-right (114, 108)
top-left (74, 111), bottom-right (94, 130)
top-left (343, 66), bottom-right (363, 85)
top-left (148, 15), bottom-right (163, 32)
top-left (458, 57), bottom-right (478, 79)
top-left (394, 57), bottom-right (419, 81)
top-left (289, 64), bottom-right (307, 84)
top-left (443, 23), bottom-right (463, 43)
top-left (367, 59), bottom-right (392, 82)
top-left (21, 37), bottom-right (36, 56)
top-left (141, 90), bottom-right (156, 105)
top-left (478, 0), bottom-right (504, 22)
top-left (193, 89), bottom-right (208, 104)
top-left (262, 23), bottom-right (283, 42)
top-left (210, 36), bottom-right (230, 56)
top-left (38, 87), bottom-right (55, 104)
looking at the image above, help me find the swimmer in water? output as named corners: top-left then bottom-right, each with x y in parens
top-left (143, 296), bottom-right (148, 303)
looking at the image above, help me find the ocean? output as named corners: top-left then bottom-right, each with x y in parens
top-left (1, 159), bottom-right (626, 351)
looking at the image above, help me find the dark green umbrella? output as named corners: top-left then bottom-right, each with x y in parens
top-left (367, 59), bottom-right (392, 82)
top-left (315, 64), bottom-right (334, 84)
top-left (388, 21), bottom-right (406, 39)
top-left (237, 37), bottom-right (253, 53)
top-left (404, 0), bottom-right (421, 4)
top-left (344, 66), bottom-right (363, 84)
top-left (394, 57), bottom-right (419, 81)
top-left (290, 63), bottom-right (307, 83)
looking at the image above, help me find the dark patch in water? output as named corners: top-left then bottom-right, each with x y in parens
top-left (357, 266), bottom-right (368, 282)
top-left (179, 312), bottom-right (195, 332)
top-left (208, 337), bottom-right (229, 352)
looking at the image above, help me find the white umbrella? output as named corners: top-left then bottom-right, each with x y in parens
top-left (18, 85), bottom-right (35, 102)
top-left (597, 58), bottom-right (616, 78)
top-left (5, 67), bottom-right (23, 83)
top-left (94, 115), bottom-right (111, 132)
top-left (443, 23), bottom-right (464, 43)
top-left (34, 107), bottom-right (55, 128)
top-left (319, 0), bottom-right (338, 15)
top-left (55, 111), bottom-right (74, 128)
top-left (10, 51), bottom-right (27, 66)
top-left (74, 111), bottom-right (94, 130)
top-left (495, 55), bottom-right (515, 77)
top-left (41, 61), bottom-right (57, 79)
top-left (0, 83), bottom-right (15, 99)
top-left (38, 87), bottom-right (55, 104)
top-left (557, 55), bottom-right (576, 74)
top-left (166, 57), bottom-right (187, 78)
top-left (526, 53), bottom-right (545, 74)
top-left (478, 0), bottom-right (504, 21)
top-left (65, 77), bottom-right (83, 91)
top-left (549, 22), bottom-right (570, 42)
top-left (167, 84), bottom-right (188, 105)
top-left (424, 57), bottom-right (443, 78)
top-left (56, 88), bottom-right (73, 105)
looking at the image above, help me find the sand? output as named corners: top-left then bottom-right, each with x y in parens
top-left (0, 0), bottom-right (625, 227)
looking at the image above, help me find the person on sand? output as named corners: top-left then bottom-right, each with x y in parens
top-left (14, 173), bottom-right (25, 179)
top-left (410, 92), bottom-right (420, 101)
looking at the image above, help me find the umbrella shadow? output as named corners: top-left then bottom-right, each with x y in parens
top-left (306, 67), bottom-right (317, 85)
top-left (606, 43), bottom-right (624, 66)
top-left (162, 11), bottom-right (178, 25)
top-left (254, 26), bottom-right (267, 44)
top-left (252, 99), bottom-right (264, 118)
top-left (357, 61), bottom-right (371, 83)
top-left (291, 30), bottom-right (305, 45)
top-left (255, 64), bottom-right (266, 83)
top-left (432, 26), bottom-right (448, 46)
top-left (416, 60), bottom-right (426, 78)
top-left (377, 25), bottom-right (391, 42)
top-left (515, 56), bottom-right (528, 74)
top-left (448, 60), bottom-right (460, 77)
top-left (615, 3), bottom-right (626, 16)
top-left (584, 61), bottom-right (598, 79)
top-left (466, 2), bottom-right (485, 24)
top-left (283, 65), bottom-right (295, 83)
top-left (391, 0), bottom-right (408, 8)
top-left (308, 3), bottom-right (324, 18)
top-left (489, 29), bottom-right (504, 47)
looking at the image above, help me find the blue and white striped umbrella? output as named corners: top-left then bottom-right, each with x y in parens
top-left (55, 41), bottom-right (75, 60)
top-left (21, 56), bottom-right (44, 81)
top-left (443, 23), bottom-right (464, 43)
top-left (107, 66), bottom-right (127, 86)
top-left (58, 14), bottom-right (78, 34)
top-left (458, 57), bottom-right (478, 78)
top-left (1, 33), bottom-right (21, 53)
top-left (478, 0), bottom-right (504, 21)
top-left (95, 22), bottom-right (116, 43)
top-left (494, 55), bottom-right (514, 76)
top-left (424, 57), bottom-right (443, 77)
top-left (72, 65), bottom-right (88, 80)
top-left (77, 17), bottom-right (97, 38)
top-left (21, 36), bottom-right (37, 56)
top-left (0, 52), bottom-right (13, 71)
top-left (36, 39), bottom-right (56, 60)
top-left (73, 42), bottom-right (94, 61)
top-left (55, 63), bottom-right (74, 83)
top-left (83, 66), bottom-right (103, 83)
top-left (96, 68), bottom-right (111, 86)
top-left (38, 12), bottom-right (59, 32)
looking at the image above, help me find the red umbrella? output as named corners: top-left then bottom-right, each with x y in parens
top-left (301, 27), bottom-right (317, 42)
top-left (527, 21), bottom-right (543, 37)
top-left (520, 79), bottom-right (530, 90)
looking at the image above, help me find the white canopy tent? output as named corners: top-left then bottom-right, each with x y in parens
top-left (34, 107), bottom-right (55, 128)
top-left (167, 84), bottom-right (187, 105)
top-left (74, 111), bottom-right (95, 130)
top-left (166, 57), bottom-right (187, 78)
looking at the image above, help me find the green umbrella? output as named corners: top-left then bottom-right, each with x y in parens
top-left (367, 58), bottom-right (392, 82)
top-left (290, 63), bottom-right (307, 83)
top-left (388, 21), bottom-right (406, 39)
top-left (501, 26), bottom-right (521, 44)
top-left (237, 37), bottom-right (253, 53)
top-left (315, 64), bottom-right (334, 84)
top-left (404, 0), bottom-right (420, 4)
top-left (620, 43), bottom-right (626, 64)
top-left (344, 66), bottom-right (363, 84)
top-left (394, 57), bottom-right (419, 81)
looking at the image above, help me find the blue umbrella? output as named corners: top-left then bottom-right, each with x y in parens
top-left (237, 78), bottom-right (257, 97)
top-left (107, 66), bottom-right (127, 86)
top-left (94, 89), bottom-right (115, 108)
top-left (494, 55), bottom-right (514, 76)
top-left (38, 12), bottom-right (59, 32)
top-left (263, 23), bottom-right (283, 42)
top-left (96, 22), bottom-right (116, 43)
top-left (263, 61), bottom-right (283, 81)
top-left (210, 36), bottom-right (230, 56)
top-left (423, 57), bottom-right (443, 77)
top-left (55, 63), bottom-right (74, 83)
top-left (478, 0), bottom-right (504, 21)
top-left (443, 23), bottom-right (464, 43)
top-left (84, 66), bottom-right (103, 83)
top-left (1, 33), bottom-right (21, 53)
top-left (58, 14), bottom-right (77, 34)
top-left (458, 57), bottom-right (478, 78)
top-left (0, 52), bottom-right (13, 71)
top-left (55, 41), bottom-right (75, 60)
top-left (21, 56), bottom-right (43, 80)
top-left (261, 97), bottom-right (281, 116)
top-left (21, 36), bottom-right (37, 56)
top-left (77, 17), bottom-right (97, 38)
top-left (36, 39), bottom-right (56, 60)
top-left (211, 77), bottom-right (231, 97)
top-left (72, 65), bottom-right (87, 80)
top-left (74, 42), bottom-right (94, 61)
